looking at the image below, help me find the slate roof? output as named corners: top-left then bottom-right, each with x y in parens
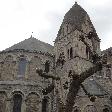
top-left (4, 37), bottom-right (54, 55)
top-left (82, 78), bottom-right (107, 96)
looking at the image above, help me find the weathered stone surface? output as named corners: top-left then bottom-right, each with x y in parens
top-left (0, 2), bottom-right (111, 112)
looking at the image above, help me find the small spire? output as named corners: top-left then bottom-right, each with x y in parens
top-left (30, 32), bottom-right (33, 38)
top-left (75, 1), bottom-right (77, 4)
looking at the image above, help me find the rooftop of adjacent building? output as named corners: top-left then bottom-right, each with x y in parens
top-left (4, 35), bottom-right (54, 55)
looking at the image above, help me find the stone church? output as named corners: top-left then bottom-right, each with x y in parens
top-left (0, 2), bottom-right (112, 112)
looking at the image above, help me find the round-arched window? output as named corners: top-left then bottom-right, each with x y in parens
top-left (13, 94), bottom-right (22, 112)
top-left (42, 98), bottom-right (49, 112)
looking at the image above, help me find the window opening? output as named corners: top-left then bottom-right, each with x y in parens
top-left (86, 47), bottom-right (89, 59)
top-left (44, 61), bottom-right (50, 73)
top-left (42, 98), bottom-right (48, 112)
top-left (70, 47), bottom-right (73, 59)
top-left (62, 28), bottom-right (64, 36)
top-left (18, 58), bottom-right (27, 76)
top-left (13, 94), bottom-right (22, 112)
top-left (68, 49), bottom-right (69, 59)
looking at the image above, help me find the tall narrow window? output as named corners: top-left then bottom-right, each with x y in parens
top-left (45, 61), bottom-right (50, 73)
top-left (62, 28), bottom-right (64, 36)
top-left (68, 49), bottom-right (69, 59)
top-left (13, 94), bottom-right (22, 112)
top-left (67, 25), bottom-right (68, 34)
top-left (70, 47), bottom-right (73, 59)
top-left (18, 58), bottom-right (27, 76)
top-left (86, 47), bottom-right (89, 59)
top-left (42, 98), bottom-right (48, 112)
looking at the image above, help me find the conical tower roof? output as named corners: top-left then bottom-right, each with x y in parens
top-left (56, 2), bottom-right (99, 41)
top-left (63, 2), bottom-right (87, 29)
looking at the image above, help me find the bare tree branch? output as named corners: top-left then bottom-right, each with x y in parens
top-left (36, 69), bottom-right (60, 80)
top-left (64, 62), bottom-right (103, 112)
top-left (79, 62), bottom-right (102, 82)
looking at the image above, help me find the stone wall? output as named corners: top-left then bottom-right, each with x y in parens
top-left (0, 51), bottom-right (55, 112)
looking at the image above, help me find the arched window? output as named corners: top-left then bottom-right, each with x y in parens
top-left (13, 94), bottom-right (22, 112)
top-left (44, 61), bottom-right (50, 73)
top-left (70, 47), bottom-right (73, 59)
top-left (18, 58), bottom-right (27, 76)
top-left (42, 98), bottom-right (48, 112)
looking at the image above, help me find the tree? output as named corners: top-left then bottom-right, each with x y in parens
top-left (64, 62), bottom-right (102, 112)
top-left (36, 34), bottom-right (107, 112)
top-left (64, 34), bottom-right (106, 112)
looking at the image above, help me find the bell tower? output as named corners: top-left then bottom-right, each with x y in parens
top-left (54, 2), bottom-right (101, 105)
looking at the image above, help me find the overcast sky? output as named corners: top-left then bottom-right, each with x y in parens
top-left (0, 0), bottom-right (111, 51)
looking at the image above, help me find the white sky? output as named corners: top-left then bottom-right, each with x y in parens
top-left (0, 0), bottom-right (111, 51)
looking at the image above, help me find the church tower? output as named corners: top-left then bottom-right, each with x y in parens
top-left (54, 2), bottom-right (101, 107)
